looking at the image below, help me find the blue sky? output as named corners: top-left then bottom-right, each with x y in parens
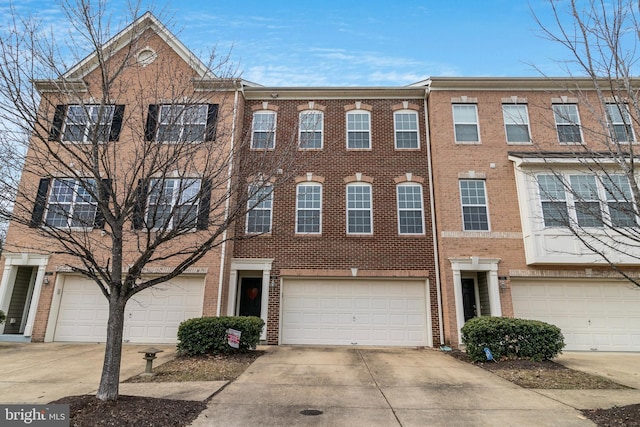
top-left (1, 0), bottom-right (573, 86)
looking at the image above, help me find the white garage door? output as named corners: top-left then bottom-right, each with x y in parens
top-left (282, 279), bottom-right (429, 346)
top-left (512, 280), bottom-right (640, 351)
top-left (53, 275), bottom-right (205, 343)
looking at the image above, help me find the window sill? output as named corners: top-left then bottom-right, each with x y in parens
top-left (506, 141), bottom-right (533, 146)
top-left (455, 141), bottom-right (481, 145)
top-left (395, 147), bottom-right (421, 151)
top-left (346, 148), bottom-right (372, 151)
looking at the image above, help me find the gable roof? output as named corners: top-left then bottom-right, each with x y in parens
top-left (63, 11), bottom-right (214, 80)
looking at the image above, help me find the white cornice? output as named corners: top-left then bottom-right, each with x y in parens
top-left (427, 76), bottom-right (640, 91)
top-left (32, 79), bottom-right (88, 93)
top-left (243, 86), bottom-right (427, 100)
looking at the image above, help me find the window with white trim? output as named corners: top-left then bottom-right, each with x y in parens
top-left (346, 183), bottom-right (372, 234)
top-left (537, 174), bottom-right (568, 227)
top-left (246, 184), bottom-right (273, 233)
top-left (452, 104), bottom-right (479, 143)
top-left (394, 111), bottom-right (419, 149)
top-left (156, 104), bottom-right (208, 143)
top-left (299, 111), bottom-right (323, 149)
top-left (346, 110), bottom-right (371, 149)
top-left (459, 180), bottom-right (489, 231)
top-left (502, 104), bottom-right (530, 144)
top-left (553, 104), bottom-right (583, 144)
top-left (296, 183), bottom-right (322, 233)
top-left (146, 178), bottom-right (201, 229)
top-left (251, 111), bottom-right (276, 149)
top-left (570, 175), bottom-right (603, 227)
top-left (603, 175), bottom-right (637, 227)
top-left (45, 178), bottom-right (97, 228)
top-left (606, 104), bottom-right (634, 143)
top-left (63, 105), bottom-right (115, 142)
top-left (537, 173), bottom-right (637, 228)
top-left (397, 183), bottom-right (424, 234)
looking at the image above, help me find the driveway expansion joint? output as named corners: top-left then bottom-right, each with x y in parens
top-left (356, 349), bottom-right (403, 427)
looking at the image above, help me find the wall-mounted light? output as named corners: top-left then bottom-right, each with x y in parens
top-left (43, 277), bottom-right (50, 285)
top-left (498, 276), bottom-right (508, 290)
top-left (269, 277), bottom-right (278, 288)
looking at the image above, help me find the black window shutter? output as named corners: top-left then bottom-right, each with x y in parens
top-left (132, 179), bottom-right (148, 229)
top-left (144, 105), bottom-right (159, 141)
top-left (108, 105), bottom-right (125, 141)
top-left (196, 179), bottom-right (212, 230)
top-left (205, 104), bottom-right (219, 141)
top-left (49, 105), bottom-right (67, 141)
top-left (93, 178), bottom-right (112, 228)
top-left (30, 178), bottom-right (51, 227)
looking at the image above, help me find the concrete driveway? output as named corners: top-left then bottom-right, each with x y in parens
top-left (191, 346), bottom-right (594, 427)
top-left (0, 342), bottom-right (175, 404)
top-left (557, 352), bottom-right (640, 389)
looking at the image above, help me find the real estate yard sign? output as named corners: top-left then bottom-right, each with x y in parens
top-left (227, 328), bottom-right (241, 349)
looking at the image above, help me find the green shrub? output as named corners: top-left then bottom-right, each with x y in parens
top-left (177, 316), bottom-right (264, 356)
top-left (461, 316), bottom-right (565, 362)
top-left (0, 310), bottom-right (5, 324)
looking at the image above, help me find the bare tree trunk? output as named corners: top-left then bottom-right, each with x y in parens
top-left (96, 295), bottom-right (126, 400)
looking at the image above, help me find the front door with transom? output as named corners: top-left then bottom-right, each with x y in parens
top-left (239, 277), bottom-right (262, 317)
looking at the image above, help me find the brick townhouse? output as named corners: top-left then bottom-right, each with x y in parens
top-left (428, 77), bottom-right (640, 351)
top-left (226, 88), bottom-right (439, 346)
top-left (0, 13), bottom-right (243, 344)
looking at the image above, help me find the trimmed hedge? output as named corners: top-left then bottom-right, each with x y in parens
top-left (461, 316), bottom-right (565, 362)
top-left (177, 316), bottom-right (264, 356)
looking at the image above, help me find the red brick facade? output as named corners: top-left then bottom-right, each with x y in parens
top-left (232, 94), bottom-right (439, 344)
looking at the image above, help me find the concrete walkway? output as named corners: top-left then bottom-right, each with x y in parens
top-left (0, 342), bottom-right (178, 404)
top-left (191, 346), bottom-right (594, 427)
top-left (537, 351), bottom-right (640, 410)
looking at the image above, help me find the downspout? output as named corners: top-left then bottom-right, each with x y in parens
top-left (423, 84), bottom-right (444, 345)
top-left (216, 83), bottom-right (240, 316)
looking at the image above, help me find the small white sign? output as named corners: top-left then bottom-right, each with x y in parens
top-left (227, 328), bottom-right (241, 349)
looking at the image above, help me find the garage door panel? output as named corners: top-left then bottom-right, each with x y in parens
top-left (54, 276), bottom-right (204, 344)
top-left (512, 281), bottom-right (640, 351)
top-left (282, 279), bottom-right (428, 346)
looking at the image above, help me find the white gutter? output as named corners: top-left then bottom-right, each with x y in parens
top-left (216, 86), bottom-right (240, 316)
top-left (423, 87), bottom-right (444, 345)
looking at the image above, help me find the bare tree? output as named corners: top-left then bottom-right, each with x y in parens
top-left (0, 1), bottom-right (299, 400)
top-left (524, 0), bottom-right (640, 286)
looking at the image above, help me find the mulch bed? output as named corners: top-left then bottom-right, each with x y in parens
top-left (583, 404), bottom-right (640, 427)
top-left (50, 395), bottom-right (206, 427)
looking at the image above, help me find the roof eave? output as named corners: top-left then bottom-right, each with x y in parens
top-left (243, 86), bottom-right (427, 100)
